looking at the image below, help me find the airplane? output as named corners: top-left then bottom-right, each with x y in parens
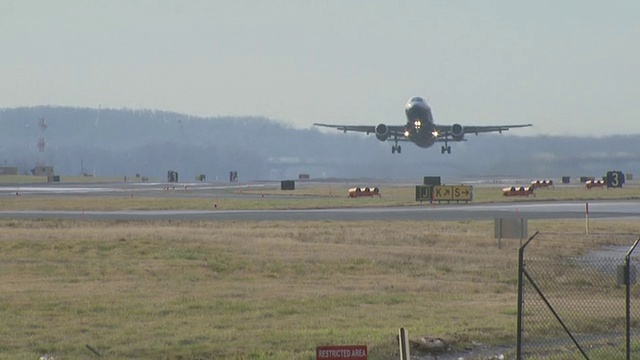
top-left (314, 96), bottom-right (532, 154)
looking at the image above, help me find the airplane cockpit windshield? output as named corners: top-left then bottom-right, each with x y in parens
top-left (409, 97), bottom-right (425, 103)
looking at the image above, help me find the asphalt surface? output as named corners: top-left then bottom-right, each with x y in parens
top-left (1, 181), bottom-right (639, 221)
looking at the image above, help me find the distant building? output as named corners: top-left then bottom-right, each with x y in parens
top-left (0, 167), bottom-right (18, 175)
top-left (31, 166), bottom-right (54, 177)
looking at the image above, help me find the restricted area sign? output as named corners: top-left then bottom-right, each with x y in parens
top-left (432, 185), bottom-right (473, 202)
top-left (316, 345), bottom-right (368, 360)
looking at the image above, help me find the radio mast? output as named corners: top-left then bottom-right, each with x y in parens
top-left (37, 117), bottom-right (47, 166)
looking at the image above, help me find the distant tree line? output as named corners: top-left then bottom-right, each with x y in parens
top-left (0, 106), bottom-right (637, 181)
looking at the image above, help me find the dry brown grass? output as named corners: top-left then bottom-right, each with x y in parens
top-left (0, 219), bottom-right (637, 359)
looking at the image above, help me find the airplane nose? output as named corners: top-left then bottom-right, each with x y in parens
top-left (406, 100), bottom-right (427, 113)
top-left (411, 100), bottom-right (427, 109)
top-left (405, 102), bottom-right (427, 118)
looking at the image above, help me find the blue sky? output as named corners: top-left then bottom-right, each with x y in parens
top-left (1, 1), bottom-right (639, 136)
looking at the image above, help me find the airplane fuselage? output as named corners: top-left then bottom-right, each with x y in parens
top-left (404, 97), bottom-right (437, 149)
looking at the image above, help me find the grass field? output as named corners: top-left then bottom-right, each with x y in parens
top-left (1, 218), bottom-right (639, 359)
top-left (1, 181), bottom-right (639, 358)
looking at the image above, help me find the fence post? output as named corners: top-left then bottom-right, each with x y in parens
top-left (625, 237), bottom-right (640, 360)
top-left (517, 231), bottom-right (539, 360)
top-left (398, 327), bottom-right (410, 360)
top-left (585, 202), bottom-right (589, 236)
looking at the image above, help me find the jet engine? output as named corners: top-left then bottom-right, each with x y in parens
top-left (375, 123), bottom-right (389, 141)
top-left (451, 123), bottom-right (464, 141)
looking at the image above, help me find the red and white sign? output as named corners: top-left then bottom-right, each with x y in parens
top-left (316, 345), bottom-right (368, 360)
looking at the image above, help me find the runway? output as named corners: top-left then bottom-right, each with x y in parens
top-left (0, 201), bottom-right (638, 221)
top-left (1, 181), bottom-right (638, 221)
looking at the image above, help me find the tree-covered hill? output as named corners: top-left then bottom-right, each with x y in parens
top-left (1, 106), bottom-right (637, 181)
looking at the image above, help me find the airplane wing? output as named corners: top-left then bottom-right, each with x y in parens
top-left (313, 123), bottom-right (376, 134)
top-left (434, 123), bottom-right (532, 138)
top-left (313, 123), bottom-right (405, 139)
top-left (459, 124), bottom-right (533, 134)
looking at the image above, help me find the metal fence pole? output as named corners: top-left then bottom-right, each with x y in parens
top-left (625, 237), bottom-right (640, 360)
top-left (517, 231), bottom-right (539, 360)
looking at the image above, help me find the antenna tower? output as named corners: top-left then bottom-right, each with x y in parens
top-left (37, 117), bottom-right (47, 166)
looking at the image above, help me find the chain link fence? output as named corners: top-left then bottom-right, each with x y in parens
top-left (518, 233), bottom-right (640, 359)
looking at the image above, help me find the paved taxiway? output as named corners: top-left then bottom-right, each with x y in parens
top-left (1, 181), bottom-right (639, 221)
top-left (0, 201), bottom-right (638, 221)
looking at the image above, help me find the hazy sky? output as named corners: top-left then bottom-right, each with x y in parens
top-left (1, 1), bottom-right (639, 136)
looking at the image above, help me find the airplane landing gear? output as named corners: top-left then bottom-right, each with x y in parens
top-left (391, 135), bottom-right (401, 154)
top-left (441, 145), bottom-right (451, 154)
